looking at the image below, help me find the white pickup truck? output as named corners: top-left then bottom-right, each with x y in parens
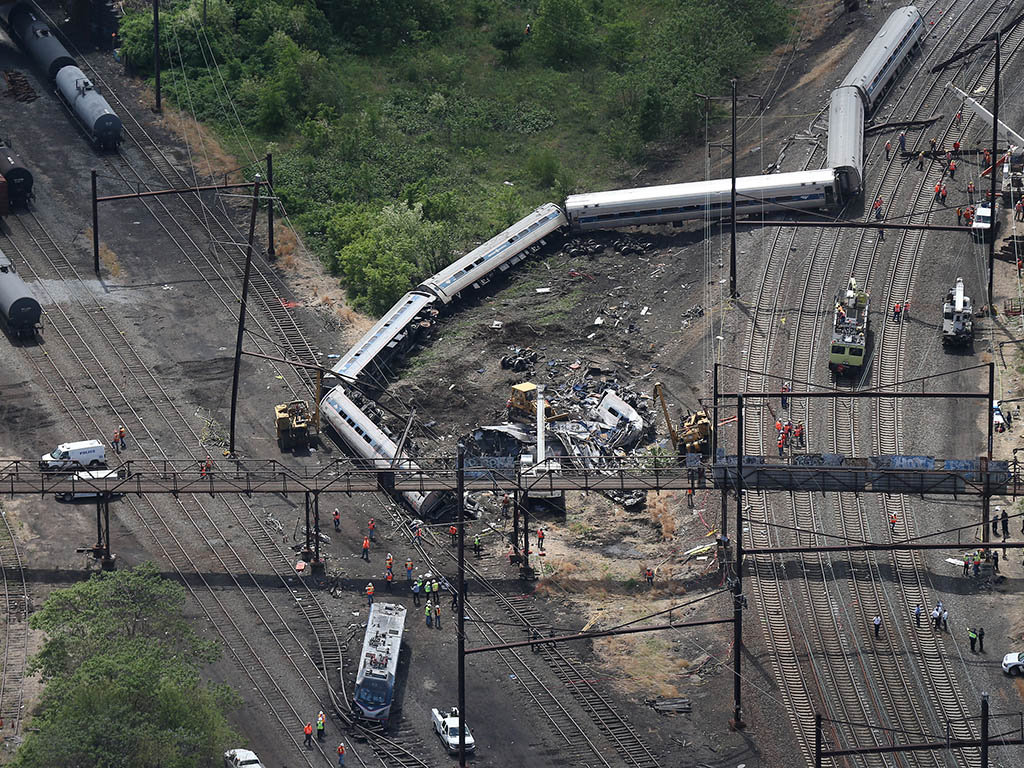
top-left (431, 707), bottom-right (475, 753)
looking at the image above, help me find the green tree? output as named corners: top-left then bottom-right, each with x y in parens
top-left (490, 19), bottom-right (525, 64)
top-left (535, 0), bottom-right (593, 68)
top-left (13, 564), bottom-right (238, 768)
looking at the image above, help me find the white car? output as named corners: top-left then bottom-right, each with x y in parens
top-left (971, 203), bottom-right (994, 239)
top-left (56, 469), bottom-right (124, 501)
top-left (431, 707), bottom-right (476, 753)
top-left (1001, 652), bottom-right (1024, 676)
top-left (224, 749), bottom-right (265, 768)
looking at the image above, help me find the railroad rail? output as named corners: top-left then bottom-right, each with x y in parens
top-left (0, 503), bottom-right (29, 741)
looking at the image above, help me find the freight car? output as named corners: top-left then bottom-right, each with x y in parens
top-left (0, 248), bottom-right (41, 336)
top-left (0, 143), bottom-right (34, 208)
top-left (1, 2), bottom-right (123, 149)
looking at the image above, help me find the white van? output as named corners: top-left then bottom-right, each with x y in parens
top-left (39, 440), bottom-right (106, 470)
top-left (57, 469), bottom-right (124, 501)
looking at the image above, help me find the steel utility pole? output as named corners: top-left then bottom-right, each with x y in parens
top-left (228, 178), bottom-right (262, 456)
top-left (91, 170), bottom-right (99, 273)
top-left (730, 79), bottom-right (738, 298)
top-left (732, 393), bottom-right (744, 729)
top-left (988, 33), bottom-right (999, 316)
top-left (152, 0), bottom-right (161, 112)
top-left (456, 444), bottom-right (467, 767)
top-left (266, 153), bottom-right (275, 256)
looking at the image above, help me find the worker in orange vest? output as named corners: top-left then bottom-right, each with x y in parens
top-left (367, 517), bottom-right (376, 541)
top-left (967, 180), bottom-right (976, 201)
top-left (333, 508), bottom-right (341, 532)
top-left (890, 512), bottom-right (898, 533)
top-left (200, 456), bottom-right (213, 477)
top-left (303, 721), bottom-right (313, 748)
top-left (934, 182), bottom-right (941, 202)
top-left (385, 569), bottom-right (394, 592)
top-left (644, 567), bottom-right (654, 585)
top-left (365, 582), bottom-right (375, 606)
top-left (537, 528), bottom-right (545, 550)
top-left (385, 552), bottom-right (394, 570)
top-left (361, 536), bottom-right (370, 562)
top-left (449, 524), bottom-right (458, 546)
top-left (892, 302), bottom-right (902, 322)
top-left (794, 422), bottom-right (805, 448)
top-left (405, 559), bottom-right (414, 582)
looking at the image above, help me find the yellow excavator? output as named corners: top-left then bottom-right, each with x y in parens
top-left (654, 382), bottom-right (713, 455)
top-left (275, 400), bottom-right (313, 450)
top-left (507, 382), bottom-right (569, 424)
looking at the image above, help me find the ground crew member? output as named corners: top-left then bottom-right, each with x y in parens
top-left (644, 567), bottom-right (654, 585)
top-left (973, 556), bottom-right (980, 577)
top-left (361, 536), bottom-right (370, 561)
top-left (948, 161), bottom-right (956, 180)
top-left (899, 131), bottom-right (906, 152)
top-left (317, 710), bottom-right (326, 742)
top-left (412, 579), bottom-right (421, 606)
top-left (333, 508), bottom-right (341, 532)
top-left (431, 578), bottom-right (440, 605)
top-left (873, 196), bottom-right (883, 220)
top-left (893, 302), bottom-right (902, 322)
top-left (365, 582), bottom-right (374, 606)
top-left (1001, 509), bottom-right (1010, 539)
top-left (968, 180), bottom-right (975, 201)
top-left (890, 512), bottom-right (898, 533)
top-left (956, 206), bottom-right (963, 225)
top-left (304, 722), bottom-right (313, 748)
top-left (914, 604), bottom-right (922, 627)
top-left (932, 608), bottom-right (941, 629)
top-left (929, 137), bottom-right (937, 152)
top-left (405, 559), bottom-right (414, 581)
top-left (502, 493), bottom-right (512, 518)
top-left (885, 140), bottom-right (891, 160)
top-left (385, 569), bottom-right (393, 592)
top-left (934, 182), bottom-right (941, 202)
top-left (942, 609), bottom-right (948, 631)
top-left (423, 578), bottom-right (431, 603)
top-left (969, 627), bottom-right (978, 652)
top-left (956, 108), bottom-right (962, 125)
top-left (777, 434), bottom-right (785, 457)
top-left (964, 207), bottom-right (974, 226)
top-left (385, 553), bottom-right (394, 571)
top-left (473, 534), bottom-right (482, 555)
top-left (414, 524), bottom-right (423, 542)
top-left (337, 743), bottom-right (346, 767)
top-left (794, 422), bottom-right (805, 448)
top-left (780, 383), bottom-right (790, 409)
top-left (367, 517), bottom-right (375, 541)
top-left (199, 456), bottom-right (213, 477)
top-left (916, 152), bottom-right (925, 170)
top-left (449, 524), bottom-right (458, 546)
top-left (775, 418), bottom-right (783, 434)
top-left (983, 148), bottom-right (991, 166)
top-left (537, 528), bottom-right (545, 550)
top-left (952, 139), bottom-right (960, 155)
top-left (1016, 200), bottom-right (1024, 221)
top-left (963, 554), bottom-right (969, 576)
top-left (873, 615), bottom-right (881, 638)
top-left (992, 511), bottom-right (1000, 537)
top-left (112, 428), bottom-right (121, 454)
top-left (940, 185), bottom-right (948, 204)
top-left (1018, 257), bottom-right (1022, 279)
top-left (451, 588), bottom-right (460, 612)
top-left (425, 602), bottom-right (433, 627)
top-left (524, 22), bottom-right (531, 35)
top-left (945, 150), bottom-right (952, 166)
top-left (434, 603), bottom-right (442, 629)
top-left (686, 488), bottom-right (694, 508)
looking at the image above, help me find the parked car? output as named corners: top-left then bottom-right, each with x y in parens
top-left (56, 469), bottom-right (124, 501)
top-left (39, 439), bottom-right (105, 470)
top-left (224, 748), bottom-right (265, 768)
top-left (431, 707), bottom-right (475, 753)
top-left (1001, 652), bottom-right (1024, 676)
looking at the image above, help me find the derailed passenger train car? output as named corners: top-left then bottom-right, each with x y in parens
top-left (840, 5), bottom-right (925, 111)
top-left (827, 86), bottom-right (865, 199)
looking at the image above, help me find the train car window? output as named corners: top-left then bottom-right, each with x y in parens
top-left (850, 348), bottom-right (863, 357)
top-left (831, 345), bottom-right (845, 355)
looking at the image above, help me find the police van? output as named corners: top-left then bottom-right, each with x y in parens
top-left (39, 440), bottom-right (106, 470)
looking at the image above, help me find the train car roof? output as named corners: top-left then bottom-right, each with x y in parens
top-left (840, 6), bottom-right (922, 90)
top-left (330, 291), bottom-right (434, 381)
top-left (565, 169), bottom-right (836, 209)
top-left (356, 602), bottom-right (406, 682)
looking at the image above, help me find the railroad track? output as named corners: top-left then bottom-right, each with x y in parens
top-left (4, 206), bottom-right (426, 768)
top-left (0, 503), bottom-right (29, 740)
top-left (735, 0), bottom-right (1009, 763)
top-left (369, 497), bottom-right (661, 767)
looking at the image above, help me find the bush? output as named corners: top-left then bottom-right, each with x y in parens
top-left (491, 19), bottom-right (525, 64)
top-left (527, 148), bottom-right (560, 188)
top-left (535, 0), bottom-right (593, 68)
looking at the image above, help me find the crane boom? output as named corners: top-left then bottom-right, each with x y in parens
top-left (654, 382), bottom-right (679, 449)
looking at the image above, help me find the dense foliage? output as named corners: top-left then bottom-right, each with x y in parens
top-left (120, 0), bottom-right (791, 313)
top-left (12, 563), bottom-right (239, 768)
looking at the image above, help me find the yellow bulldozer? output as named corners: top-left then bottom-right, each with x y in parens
top-left (275, 400), bottom-right (313, 451)
top-left (654, 382), bottom-right (713, 455)
top-left (507, 382), bottom-right (568, 424)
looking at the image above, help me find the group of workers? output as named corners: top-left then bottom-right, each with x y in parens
top-left (773, 418), bottom-right (805, 456)
top-left (302, 711), bottom-right (345, 765)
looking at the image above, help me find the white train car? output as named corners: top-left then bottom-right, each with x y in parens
top-left (330, 290), bottom-right (436, 385)
top-left (840, 5), bottom-right (924, 110)
top-left (352, 602), bottom-right (406, 725)
top-left (564, 169), bottom-right (839, 231)
top-left (420, 203), bottom-right (566, 303)
top-left (320, 386), bottom-right (443, 517)
top-left (827, 86), bottom-right (866, 199)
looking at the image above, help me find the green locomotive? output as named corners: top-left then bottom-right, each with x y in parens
top-left (829, 276), bottom-right (869, 375)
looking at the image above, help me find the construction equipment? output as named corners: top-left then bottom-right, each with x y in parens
top-left (275, 400), bottom-right (312, 450)
top-left (507, 383), bottom-right (567, 424)
top-left (654, 382), bottom-right (713, 455)
top-left (941, 277), bottom-right (974, 347)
